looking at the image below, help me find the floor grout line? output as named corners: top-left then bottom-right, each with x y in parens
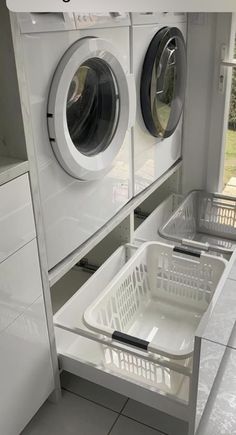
top-left (62, 386), bottom-right (121, 414)
top-left (122, 414), bottom-right (168, 435)
top-left (120, 398), bottom-right (129, 414)
top-left (107, 414), bottom-right (120, 435)
top-left (62, 384), bottom-right (168, 434)
top-left (106, 398), bottom-right (129, 435)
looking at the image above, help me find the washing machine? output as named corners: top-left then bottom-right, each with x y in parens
top-left (131, 13), bottom-right (187, 195)
top-left (15, 12), bottom-right (135, 270)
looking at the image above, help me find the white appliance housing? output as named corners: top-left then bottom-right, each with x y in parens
top-left (16, 12), bottom-right (135, 270)
top-left (131, 13), bottom-right (187, 195)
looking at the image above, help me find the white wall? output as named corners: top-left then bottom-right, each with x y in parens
top-left (182, 13), bottom-right (217, 193)
top-left (0, 3), bottom-right (27, 160)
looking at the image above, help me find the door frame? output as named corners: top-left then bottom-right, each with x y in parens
top-left (206, 13), bottom-right (236, 193)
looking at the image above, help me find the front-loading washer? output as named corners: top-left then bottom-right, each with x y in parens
top-left (131, 13), bottom-right (187, 195)
top-left (15, 12), bottom-right (136, 270)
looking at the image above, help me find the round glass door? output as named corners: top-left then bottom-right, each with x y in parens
top-left (47, 37), bottom-right (131, 181)
top-left (140, 27), bottom-right (186, 139)
top-left (67, 58), bottom-right (120, 157)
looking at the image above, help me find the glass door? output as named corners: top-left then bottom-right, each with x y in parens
top-left (222, 33), bottom-right (236, 194)
top-left (48, 37), bottom-right (133, 181)
top-left (140, 26), bottom-right (186, 139)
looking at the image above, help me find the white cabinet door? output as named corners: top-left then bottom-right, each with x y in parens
top-left (0, 174), bottom-right (35, 263)
top-left (0, 174), bottom-right (55, 434)
top-left (0, 296), bottom-right (54, 435)
top-left (0, 239), bottom-right (43, 332)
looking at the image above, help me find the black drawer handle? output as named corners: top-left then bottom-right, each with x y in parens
top-left (112, 331), bottom-right (149, 351)
top-left (173, 246), bottom-right (201, 258)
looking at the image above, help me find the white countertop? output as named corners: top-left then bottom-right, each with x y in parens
top-left (0, 156), bottom-right (29, 186)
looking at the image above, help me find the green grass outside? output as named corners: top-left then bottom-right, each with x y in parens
top-left (223, 129), bottom-right (236, 186)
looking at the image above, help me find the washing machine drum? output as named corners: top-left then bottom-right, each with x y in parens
top-left (140, 26), bottom-right (186, 139)
top-left (48, 37), bottom-right (132, 181)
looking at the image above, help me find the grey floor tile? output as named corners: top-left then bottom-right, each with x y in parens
top-left (122, 400), bottom-right (188, 435)
top-left (61, 371), bottom-right (127, 412)
top-left (21, 390), bottom-right (117, 435)
top-left (109, 415), bottom-right (163, 435)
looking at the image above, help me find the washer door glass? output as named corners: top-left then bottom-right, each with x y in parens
top-left (140, 27), bottom-right (186, 139)
top-left (67, 58), bottom-right (119, 157)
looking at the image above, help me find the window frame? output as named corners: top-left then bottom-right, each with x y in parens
top-left (206, 13), bottom-right (236, 193)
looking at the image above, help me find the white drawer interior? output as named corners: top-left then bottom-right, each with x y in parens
top-left (134, 194), bottom-right (183, 245)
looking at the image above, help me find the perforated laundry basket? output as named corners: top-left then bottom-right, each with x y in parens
top-left (159, 190), bottom-right (236, 254)
top-left (102, 346), bottom-right (190, 397)
top-left (84, 242), bottom-right (226, 359)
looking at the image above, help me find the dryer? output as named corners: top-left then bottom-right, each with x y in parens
top-left (131, 13), bottom-right (187, 195)
top-left (16, 12), bottom-right (135, 270)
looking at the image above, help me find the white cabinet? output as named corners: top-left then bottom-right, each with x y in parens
top-left (0, 296), bottom-right (54, 435)
top-left (0, 174), bottom-right (54, 435)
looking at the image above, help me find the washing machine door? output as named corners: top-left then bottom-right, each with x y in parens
top-left (140, 27), bottom-right (186, 139)
top-left (48, 37), bottom-right (135, 181)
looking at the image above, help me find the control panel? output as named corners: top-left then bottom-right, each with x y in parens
top-left (131, 12), bottom-right (187, 25)
top-left (18, 12), bottom-right (76, 33)
top-left (17, 12), bottom-right (130, 33)
top-left (73, 13), bottom-right (130, 29)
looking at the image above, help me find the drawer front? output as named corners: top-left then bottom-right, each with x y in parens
top-left (0, 296), bottom-right (54, 435)
top-left (0, 239), bottom-right (43, 332)
top-left (0, 174), bottom-right (35, 263)
top-left (56, 329), bottom-right (190, 422)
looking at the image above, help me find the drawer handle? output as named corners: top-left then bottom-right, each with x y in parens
top-left (173, 246), bottom-right (201, 258)
top-left (112, 331), bottom-right (149, 351)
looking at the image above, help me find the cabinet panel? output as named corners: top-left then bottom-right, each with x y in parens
top-left (0, 239), bottom-right (43, 332)
top-left (0, 174), bottom-right (35, 262)
top-left (0, 296), bottom-right (54, 435)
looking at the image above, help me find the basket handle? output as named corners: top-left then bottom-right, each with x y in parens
top-left (211, 192), bottom-right (236, 203)
top-left (182, 238), bottom-right (209, 251)
top-left (173, 246), bottom-right (201, 258)
top-left (112, 331), bottom-right (149, 351)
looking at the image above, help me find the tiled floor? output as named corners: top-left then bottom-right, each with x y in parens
top-left (21, 372), bottom-right (188, 435)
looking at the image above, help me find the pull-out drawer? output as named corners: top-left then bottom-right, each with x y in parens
top-left (54, 245), bottom-right (194, 428)
top-left (54, 239), bottom-right (236, 435)
top-left (55, 329), bottom-right (190, 420)
top-left (0, 174), bottom-right (35, 262)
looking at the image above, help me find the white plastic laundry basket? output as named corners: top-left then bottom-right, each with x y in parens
top-left (103, 346), bottom-right (190, 396)
top-left (84, 242), bottom-right (226, 359)
top-left (159, 190), bottom-right (236, 254)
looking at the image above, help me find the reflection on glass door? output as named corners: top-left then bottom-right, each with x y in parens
top-left (223, 33), bottom-right (236, 195)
